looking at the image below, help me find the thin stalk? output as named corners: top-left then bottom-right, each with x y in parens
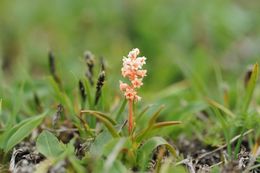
top-left (128, 100), bottom-right (133, 135)
top-left (234, 127), bottom-right (246, 159)
top-left (224, 131), bottom-right (231, 159)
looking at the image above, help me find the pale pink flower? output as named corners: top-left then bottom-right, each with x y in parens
top-left (120, 48), bottom-right (147, 134)
top-left (135, 95), bottom-right (141, 101)
top-left (124, 87), bottom-right (137, 101)
top-left (136, 57), bottom-right (146, 66)
top-left (128, 48), bottom-right (140, 60)
top-left (136, 70), bottom-right (147, 78)
top-left (119, 81), bottom-right (129, 91)
top-left (121, 67), bottom-right (130, 77)
top-left (131, 78), bottom-right (143, 88)
top-left (119, 48), bottom-right (146, 102)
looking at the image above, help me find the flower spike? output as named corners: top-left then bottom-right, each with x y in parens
top-left (120, 48), bottom-right (147, 134)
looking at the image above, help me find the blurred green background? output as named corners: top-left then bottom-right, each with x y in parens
top-left (0, 0), bottom-right (260, 100)
top-left (0, 0), bottom-right (260, 150)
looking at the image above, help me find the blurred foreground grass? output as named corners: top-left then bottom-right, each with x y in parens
top-left (1, 0), bottom-right (260, 172)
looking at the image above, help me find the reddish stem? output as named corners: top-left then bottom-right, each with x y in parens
top-left (128, 100), bottom-right (133, 134)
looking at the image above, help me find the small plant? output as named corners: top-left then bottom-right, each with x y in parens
top-left (119, 48), bottom-right (147, 134)
top-left (79, 48), bottom-right (181, 171)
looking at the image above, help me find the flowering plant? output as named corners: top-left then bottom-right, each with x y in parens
top-left (120, 48), bottom-right (147, 134)
top-left (79, 48), bottom-right (181, 171)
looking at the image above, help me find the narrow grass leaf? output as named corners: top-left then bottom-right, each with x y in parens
top-left (83, 78), bottom-right (93, 109)
top-left (241, 63), bottom-right (258, 114)
top-left (211, 107), bottom-right (231, 157)
top-left (0, 99), bottom-right (2, 115)
top-left (7, 83), bottom-right (25, 127)
top-left (48, 77), bottom-right (74, 114)
top-left (152, 80), bottom-right (189, 100)
top-left (69, 156), bottom-right (86, 173)
top-left (114, 99), bottom-right (127, 120)
top-left (106, 160), bottom-right (128, 173)
top-left (135, 106), bottom-right (164, 142)
top-left (152, 121), bottom-right (182, 129)
top-left (4, 113), bottom-right (46, 152)
top-left (104, 138), bottom-right (128, 171)
top-left (148, 106), bottom-right (165, 127)
top-left (136, 104), bottom-right (153, 122)
top-left (81, 110), bottom-right (116, 125)
top-left (81, 111), bottom-right (119, 138)
top-left (205, 97), bottom-right (235, 118)
top-left (0, 121), bottom-right (24, 149)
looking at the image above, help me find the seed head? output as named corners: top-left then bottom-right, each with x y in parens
top-left (79, 80), bottom-right (87, 104)
top-left (48, 51), bottom-right (56, 75)
top-left (95, 71), bottom-right (106, 105)
top-left (100, 56), bottom-right (106, 72)
top-left (84, 51), bottom-right (95, 86)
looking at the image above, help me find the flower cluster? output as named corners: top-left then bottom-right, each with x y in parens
top-left (120, 48), bottom-right (147, 101)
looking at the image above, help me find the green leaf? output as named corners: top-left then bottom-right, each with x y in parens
top-left (148, 106), bottom-right (165, 127)
top-left (81, 110), bottom-right (117, 125)
top-left (4, 113), bottom-right (46, 152)
top-left (103, 138), bottom-right (130, 171)
top-left (48, 77), bottom-right (74, 114)
top-left (0, 123), bottom-right (22, 149)
top-left (206, 97), bottom-right (235, 118)
top-left (36, 130), bottom-right (65, 158)
top-left (83, 78), bottom-right (94, 109)
top-left (137, 137), bottom-right (177, 171)
top-left (103, 137), bottom-right (132, 157)
top-left (151, 80), bottom-right (189, 100)
top-left (106, 160), bottom-right (128, 173)
top-left (90, 130), bottom-right (112, 158)
top-left (152, 121), bottom-right (182, 129)
top-left (80, 110), bottom-right (119, 138)
top-left (241, 63), bottom-right (258, 115)
top-left (114, 99), bottom-right (127, 120)
top-left (0, 98), bottom-right (2, 115)
top-left (0, 98), bottom-right (2, 125)
top-left (69, 156), bottom-right (86, 173)
top-left (136, 104), bottom-right (153, 122)
top-left (135, 106), bottom-right (165, 142)
top-left (11, 83), bottom-right (25, 121)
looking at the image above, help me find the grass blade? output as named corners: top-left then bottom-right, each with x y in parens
top-left (4, 112), bottom-right (47, 152)
top-left (152, 121), bottom-right (182, 129)
top-left (114, 99), bottom-right (127, 120)
top-left (135, 106), bottom-right (165, 142)
top-left (136, 104), bottom-right (153, 122)
top-left (81, 110), bottom-right (116, 125)
top-left (103, 138), bottom-right (127, 171)
top-left (148, 106), bottom-right (165, 127)
top-left (205, 97), bottom-right (235, 118)
top-left (241, 63), bottom-right (258, 115)
top-left (0, 99), bottom-right (2, 115)
top-left (48, 77), bottom-right (74, 114)
top-left (80, 111), bottom-right (119, 138)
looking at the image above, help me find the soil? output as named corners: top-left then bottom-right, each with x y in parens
top-left (176, 135), bottom-right (260, 173)
top-left (5, 131), bottom-right (260, 173)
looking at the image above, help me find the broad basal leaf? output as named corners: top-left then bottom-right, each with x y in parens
top-left (36, 130), bottom-right (65, 158)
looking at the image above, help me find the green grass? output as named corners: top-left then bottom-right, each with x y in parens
top-left (1, 0), bottom-right (260, 172)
